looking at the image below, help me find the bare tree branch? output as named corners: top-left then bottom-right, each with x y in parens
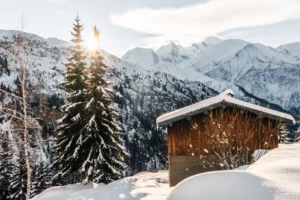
top-left (0, 88), bottom-right (23, 100)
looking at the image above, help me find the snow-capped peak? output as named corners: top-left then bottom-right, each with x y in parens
top-left (122, 47), bottom-right (159, 68)
top-left (202, 36), bottom-right (222, 46)
top-left (276, 42), bottom-right (300, 57)
top-left (187, 36), bottom-right (222, 52)
top-left (156, 42), bottom-right (183, 56)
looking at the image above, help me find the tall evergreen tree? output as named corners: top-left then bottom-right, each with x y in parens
top-left (79, 26), bottom-right (128, 183)
top-left (9, 154), bottom-right (27, 200)
top-left (52, 16), bottom-right (127, 184)
top-left (51, 14), bottom-right (87, 181)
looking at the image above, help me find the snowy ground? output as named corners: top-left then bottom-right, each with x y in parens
top-left (34, 143), bottom-right (300, 200)
top-left (33, 171), bottom-right (171, 200)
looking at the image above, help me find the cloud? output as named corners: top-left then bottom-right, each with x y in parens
top-left (110, 0), bottom-right (300, 44)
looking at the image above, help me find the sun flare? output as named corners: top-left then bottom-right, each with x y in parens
top-left (85, 37), bottom-right (99, 50)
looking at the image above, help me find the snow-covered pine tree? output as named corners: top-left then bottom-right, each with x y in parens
top-left (279, 124), bottom-right (293, 144)
top-left (9, 154), bottom-right (27, 200)
top-left (0, 153), bottom-right (12, 200)
top-left (79, 26), bottom-right (128, 184)
top-left (51, 14), bottom-right (87, 181)
top-left (31, 161), bottom-right (51, 198)
top-left (30, 164), bottom-right (38, 198)
top-left (0, 127), bottom-right (13, 200)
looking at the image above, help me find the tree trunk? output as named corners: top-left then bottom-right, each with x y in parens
top-left (22, 61), bottom-right (31, 200)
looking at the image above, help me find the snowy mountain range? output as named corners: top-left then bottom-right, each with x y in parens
top-left (0, 30), bottom-right (299, 174)
top-left (122, 36), bottom-right (300, 114)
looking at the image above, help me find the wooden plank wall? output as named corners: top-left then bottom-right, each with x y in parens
top-left (167, 107), bottom-right (279, 156)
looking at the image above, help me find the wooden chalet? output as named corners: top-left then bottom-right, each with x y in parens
top-left (156, 89), bottom-right (295, 186)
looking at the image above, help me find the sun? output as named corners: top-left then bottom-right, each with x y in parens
top-left (85, 37), bottom-right (99, 50)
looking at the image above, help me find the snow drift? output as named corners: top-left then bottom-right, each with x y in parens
top-left (32, 171), bottom-right (171, 200)
top-left (167, 171), bottom-right (274, 200)
top-left (167, 143), bottom-right (300, 200)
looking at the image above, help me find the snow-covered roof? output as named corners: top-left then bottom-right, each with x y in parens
top-left (157, 89), bottom-right (296, 127)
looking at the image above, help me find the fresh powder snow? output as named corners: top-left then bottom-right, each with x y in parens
top-left (33, 143), bottom-right (300, 200)
top-left (32, 171), bottom-right (171, 200)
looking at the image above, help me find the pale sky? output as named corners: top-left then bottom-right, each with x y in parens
top-left (2, 0), bottom-right (300, 57)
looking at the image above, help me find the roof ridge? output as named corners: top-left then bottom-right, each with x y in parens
top-left (220, 89), bottom-right (234, 97)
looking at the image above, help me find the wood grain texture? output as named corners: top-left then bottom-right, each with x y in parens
top-left (167, 107), bottom-right (279, 156)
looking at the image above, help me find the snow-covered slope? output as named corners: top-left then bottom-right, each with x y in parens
top-left (231, 43), bottom-right (300, 110)
top-left (167, 143), bottom-right (300, 200)
top-left (247, 144), bottom-right (300, 199)
top-left (155, 42), bottom-right (191, 64)
top-left (276, 42), bottom-right (300, 57)
top-left (0, 30), bottom-right (68, 96)
top-left (189, 39), bottom-right (249, 74)
top-left (46, 37), bottom-right (71, 47)
top-left (185, 36), bottom-right (222, 54)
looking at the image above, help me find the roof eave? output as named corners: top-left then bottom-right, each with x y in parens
top-left (157, 101), bottom-right (296, 127)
